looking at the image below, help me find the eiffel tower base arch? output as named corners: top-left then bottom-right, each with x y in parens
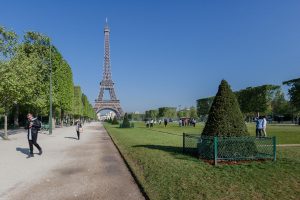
top-left (94, 100), bottom-right (123, 118)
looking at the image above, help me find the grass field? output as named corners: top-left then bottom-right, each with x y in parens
top-left (104, 122), bottom-right (300, 200)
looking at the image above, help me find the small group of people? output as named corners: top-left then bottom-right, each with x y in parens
top-left (179, 118), bottom-right (196, 127)
top-left (25, 113), bottom-right (83, 158)
top-left (145, 118), bottom-right (169, 127)
top-left (255, 115), bottom-right (267, 138)
top-left (145, 119), bottom-right (155, 128)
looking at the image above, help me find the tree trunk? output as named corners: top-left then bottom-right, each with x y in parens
top-left (4, 114), bottom-right (8, 139)
top-left (60, 109), bottom-right (63, 127)
top-left (52, 117), bottom-right (56, 129)
top-left (13, 104), bottom-right (19, 127)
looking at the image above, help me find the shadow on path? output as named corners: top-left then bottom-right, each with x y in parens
top-left (64, 137), bottom-right (78, 140)
top-left (16, 147), bottom-right (29, 156)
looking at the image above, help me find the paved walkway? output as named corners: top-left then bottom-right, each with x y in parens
top-left (0, 122), bottom-right (144, 200)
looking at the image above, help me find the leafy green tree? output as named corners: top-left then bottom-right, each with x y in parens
top-left (177, 108), bottom-right (190, 118)
top-left (283, 78), bottom-right (300, 124)
top-left (20, 32), bottom-right (52, 116)
top-left (81, 94), bottom-right (89, 120)
top-left (196, 97), bottom-right (214, 117)
top-left (189, 106), bottom-right (198, 119)
top-left (271, 89), bottom-right (290, 116)
top-left (0, 26), bottom-right (17, 59)
top-left (73, 86), bottom-right (83, 119)
top-left (0, 26), bottom-right (26, 138)
top-left (158, 107), bottom-right (176, 119)
top-left (236, 85), bottom-right (280, 117)
top-left (202, 80), bottom-right (249, 137)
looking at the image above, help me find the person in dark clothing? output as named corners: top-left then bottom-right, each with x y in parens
top-left (26, 113), bottom-right (42, 157)
top-left (76, 120), bottom-right (82, 140)
top-left (164, 119), bottom-right (168, 127)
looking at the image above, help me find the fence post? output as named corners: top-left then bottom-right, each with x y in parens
top-left (183, 133), bottom-right (186, 153)
top-left (273, 136), bottom-right (276, 161)
top-left (214, 136), bottom-right (218, 165)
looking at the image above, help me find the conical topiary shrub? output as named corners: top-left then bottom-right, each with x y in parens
top-left (121, 113), bottom-right (131, 128)
top-left (202, 79), bottom-right (249, 137)
top-left (199, 80), bottom-right (256, 160)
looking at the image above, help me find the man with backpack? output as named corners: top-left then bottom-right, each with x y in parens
top-left (26, 113), bottom-right (42, 157)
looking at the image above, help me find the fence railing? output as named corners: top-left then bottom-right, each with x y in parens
top-left (183, 133), bottom-right (276, 165)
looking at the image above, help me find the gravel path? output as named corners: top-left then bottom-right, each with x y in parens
top-left (0, 122), bottom-right (144, 200)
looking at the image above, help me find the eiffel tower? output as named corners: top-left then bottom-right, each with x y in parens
top-left (94, 20), bottom-right (123, 118)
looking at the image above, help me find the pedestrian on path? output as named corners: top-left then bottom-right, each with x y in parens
top-left (75, 120), bottom-right (82, 140)
top-left (26, 113), bottom-right (42, 157)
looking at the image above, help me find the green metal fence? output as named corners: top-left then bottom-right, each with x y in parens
top-left (183, 133), bottom-right (276, 165)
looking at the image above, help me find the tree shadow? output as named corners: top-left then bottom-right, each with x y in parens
top-left (136, 127), bottom-right (182, 137)
top-left (64, 136), bottom-right (78, 140)
top-left (16, 147), bottom-right (30, 156)
top-left (132, 144), bottom-right (199, 162)
top-left (0, 128), bottom-right (26, 138)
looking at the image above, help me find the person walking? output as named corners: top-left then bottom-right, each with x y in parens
top-left (255, 116), bottom-right (264, 138)
top-left (76, 120), bottom-right (82, 140)
top-left (262, 116), bottom-right (267, 137)
top-left (164, 118), bottom-right (168, 127)
top-left (26, 113), bottom-right (42, 157)
top-left (150, 119), bottom-right (154, 127)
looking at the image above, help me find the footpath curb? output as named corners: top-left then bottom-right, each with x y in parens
top-left (103, 125), bottom-right (150, 200)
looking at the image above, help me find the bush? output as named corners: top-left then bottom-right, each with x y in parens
top-left (202, 80), bottom-right (249, 137)
top-left (111, 116), bottom-right (119, 125)
top-left (120, 113), bottom-right (131, 128)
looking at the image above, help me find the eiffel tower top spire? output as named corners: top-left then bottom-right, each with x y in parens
top-left (102, 18), bottom-right (112, 83)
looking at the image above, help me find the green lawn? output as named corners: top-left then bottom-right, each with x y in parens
top-left (139, 122), bottom-right (300, 144)
top-left (104, 122), bottom-right (300, 200)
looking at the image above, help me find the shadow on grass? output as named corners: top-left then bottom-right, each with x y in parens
top-left (137, 127), bottom-right (183, 137)
top-left (132, 144), bottom-right (199, 162)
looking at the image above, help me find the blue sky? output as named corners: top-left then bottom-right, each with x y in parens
top-left (1, 0), bottom-right (299, 112)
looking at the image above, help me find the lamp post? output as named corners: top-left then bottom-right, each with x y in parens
top-left (49, 41), bottom-right (52, 134)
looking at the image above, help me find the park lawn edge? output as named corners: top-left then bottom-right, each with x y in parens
top-left (103, 125), bottom-right (150, 200)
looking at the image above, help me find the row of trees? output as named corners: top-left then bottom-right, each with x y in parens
top-left (0, 25), bottom-right (96, 138)
top-left (143, 106), bottom-right (198, 120)
top-left (197, 81), bottom-right (300, 123)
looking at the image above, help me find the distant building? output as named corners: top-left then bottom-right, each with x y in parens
top-left (98, 111), bottom-right (116, 121)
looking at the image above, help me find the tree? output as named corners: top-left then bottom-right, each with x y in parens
top-left (0, 26), bottom-right (18, 138)
top-left (283, 78), bottom-right (300, 124)
top-left (196, 97), bottom-right (214, 117)
top-left (177, 108), bottom-right (190, 118)
top-left (202, 80), bottom-right (249, 137)
top-left (271, 89), bottom-right (290, 116)
top-left (189, 106), bottom-right (198, 119)
top-left (0, 26), bottom-right (17, 59)
top-left (158, 107), bottom-right (176, 119)
top-left (121, 113), bottom-right (131, 128)
top-left (236, 85), bottom-right (280, 117)
top-left (111, 116), bottom-right (119, 125)
top-left (73, 86), bottom-right (83, 119)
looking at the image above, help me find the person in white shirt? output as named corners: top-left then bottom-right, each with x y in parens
top-left (262, 116), bottom-right (267, 137)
